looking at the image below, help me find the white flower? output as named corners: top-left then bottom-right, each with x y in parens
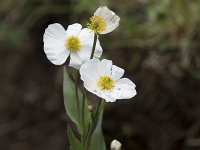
top-left (80, 58), bottom-right (137, 102)
top-left (43, 23), bottom-right (103, 69)
top-left (87, 6), bottom-right (120, 34)
top-left (110, 139), bottom-right (122, 150)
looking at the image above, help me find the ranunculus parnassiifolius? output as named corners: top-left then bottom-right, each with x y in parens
top-left (80, 58), bottom-right (137, 102)
top-left (87, 6), bottom-right (120, 34)
top-left (43, 23), bottom-right (103, 69)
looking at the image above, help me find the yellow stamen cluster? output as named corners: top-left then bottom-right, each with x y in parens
top-left (65, 35), bottom-right (81, 52)
top-left (87, 16), bottom-right (106, 33)
top-left (97, 76), bottom-right (114, 90)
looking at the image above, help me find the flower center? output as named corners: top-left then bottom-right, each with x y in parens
top-left (97, 76), bottom-right (114, 90)
top-left (87, 16), bottom-right (106, 33)
top-left (65, 35), bottom-right (81, 52)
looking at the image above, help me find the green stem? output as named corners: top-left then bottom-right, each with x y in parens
top-left (82, 33), bottom-right (98, 150)
top-left (81, 93), bottom-right (86, 148)
top-left (90, 33), bottom-right (98, 59)
top-left (84, 123), bottom-right (95, 150)
top-left (84, 98), bottom-right (105, 150)
top-left (95, 98), bottom-right (103, 118)
top-left (75, 70), bottom-right (81, 124)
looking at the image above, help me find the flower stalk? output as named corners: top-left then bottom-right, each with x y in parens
top-left (90, 33), bottom-right (98, 59)
top-left (81, 93), bottom-right (86, 148)
top-left (84, 31), bottom-right (101, 150)
top-left (85, 99), bottom-right (105, 150)
top-left (75, 71), bottom-right (81, 124)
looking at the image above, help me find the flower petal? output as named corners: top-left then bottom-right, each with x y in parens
top-left (43, 23), bottom-right (66, 42)
top-left (78, 28), bottom-right (103, 60)
top-left (94, 6), bottom-right (120, 34)
top-left (94, 6), bottom-right (111, 19)
top-left (43, 23), bottom-right (69, 65)
top-left (83, 82), bottom-right (116, 102)
top-left (77, 44), bottom-right (91, 62)
top-left (83, 82), bottom-right (100, 97)
top-left (101, 14), bottom-right (120, 34)
top-left (102, 92), bottom-right (117, 102)
top-left (111, 65), bottom-right (124, 81)
top-left (66, 23), bottom-right (82, 36)
top-left (69, 53), bottom-right (83, 69)
top-left (110, 78), bottom-right (136, 99)
top-left (77, 42), bottom-right (102, 62)
top-left (93, 41), bottom-right (103, 58)
top-left (80, 59), bottom-right (116, 102)
top-left (98, 59), bottom-right (112, 76)
top-left (44, 39), bottom-right (69, 65)
top-left (78, 28), bottom-right (94, 43)
top-left (80, 58), bottom-right (100, 81)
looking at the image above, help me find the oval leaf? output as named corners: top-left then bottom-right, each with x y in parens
top-left (63, 67), bottom-right (91, 132)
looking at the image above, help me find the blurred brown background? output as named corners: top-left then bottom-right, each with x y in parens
top-left (0, 0), bottom-right (200, 150)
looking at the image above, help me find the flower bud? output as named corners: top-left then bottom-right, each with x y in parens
top-left (88, 105), bottom-right (94, 112)
top-left (110, 139), bottom-right (122, 150)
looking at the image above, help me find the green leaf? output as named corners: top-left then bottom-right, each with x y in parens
top-left (90, 112), bottom-right (106, 150)
top-left (67, 125), bottom-right (82, 150)
top-left (63, 67), bottom-right (91, 133)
